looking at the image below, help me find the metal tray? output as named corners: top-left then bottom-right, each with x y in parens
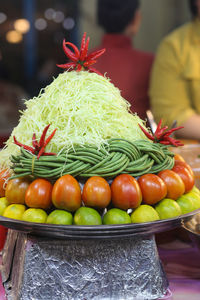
top-left (0, 209), bottom-right (199, 239)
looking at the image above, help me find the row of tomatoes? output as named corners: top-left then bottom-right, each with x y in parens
top-left (0, 155), bottom-right (195, 212)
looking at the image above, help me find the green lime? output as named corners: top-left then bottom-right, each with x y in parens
top-left (191, 197), bottom-right (200, 210)
top-left (182, 191), bottom-right (200, 210)
top-left (131, 205), bottom-right (160, 223)
top-left (155, 198), bottom-right (181, 220)
top-left (3, 204), bottom-right (26, 220)
top-left (74, 207), bottom-right (102, 225)
top-left (0, 197), bottom-right (9, 216)
top-left (22, 208), bottom-right (47, 223)
top-left (191, 186), bottom-right (200, 197)
top-left (176, 196), bottom-right (196, 214)
top-left (103, 208), bottom-right (131, 225)
top-left (46, 210), bottom-right (73, 225)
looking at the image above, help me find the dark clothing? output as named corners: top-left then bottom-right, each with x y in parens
top-left (93, 34), bottom-right (154, 120)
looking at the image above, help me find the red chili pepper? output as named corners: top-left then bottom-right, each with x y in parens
top-left (57, 62), bottom-right (77, 69)
top-left (62, 40), bottom-right (78, 62)
top-left (139, 120), bottom-right (184, 147)
top-left (155, 126), bottom-right (168, 139)
top-left (138, 124), bottom-right (155, 141)
top-left (76, 64), bottom-right (82, 72)
top-left (86, 49), bottom-right (106, 62)
top-left (86, 66), bottom-right (104, 76)
top-left (65, 42), bottom-right (80, 58)
top-left (79, 32), bottom-right (86, 61)
top-left (14, 125), bottom-right (57, 159)
top-left (37, 128), bottom-right (57, 159)
top-left (14, 136), bottom-right (35, 154)
top-left (32, 133), bottom-right (37, 148)
top-left (39, 124), bottom-right (50, 147)
top-left (80, 37), bottom-right (90, 61)
top-left (57, 32), bottom-right (105, 76)
top-left (42, 152), bottom-right (57, 156)
top-left (154, 119), bottom-right (162, 137)
top-left (83, 60), bottom-right (97, 67)
top-left (162, 126), bottom-right (184, 137)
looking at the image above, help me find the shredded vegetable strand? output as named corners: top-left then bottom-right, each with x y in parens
top-left (0, 71), bottom-right (148, 170)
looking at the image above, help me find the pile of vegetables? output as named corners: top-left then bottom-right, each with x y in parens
top-left (0, 154), bottom-right (200, 225)
top-left (0, 32), bottom-right (199, 226)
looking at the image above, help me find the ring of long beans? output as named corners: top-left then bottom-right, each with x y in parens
top-left (10, 139), bottom-right (174, 180)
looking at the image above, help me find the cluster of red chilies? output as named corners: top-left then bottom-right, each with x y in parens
top-left (139, 120), bottom-right (184, 147)
top-left (57, 32), bottom-right (105, 75)
top-left (14, 124), bottom-right (57, 159)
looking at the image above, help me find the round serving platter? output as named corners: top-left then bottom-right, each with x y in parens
top-left (0, 209), bottom-right (199, 239)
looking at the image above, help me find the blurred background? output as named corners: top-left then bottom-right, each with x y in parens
top-left (0, 0), bottom-right (192, 146)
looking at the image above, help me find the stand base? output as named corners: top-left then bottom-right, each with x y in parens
top-left (1, 230), bottom-right (168, 300)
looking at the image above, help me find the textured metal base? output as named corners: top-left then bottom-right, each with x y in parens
top-left (1, 230), bottom-right (168, 300)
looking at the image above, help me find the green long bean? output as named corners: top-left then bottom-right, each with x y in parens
top-left (10, 138), bottom-right (175, 180)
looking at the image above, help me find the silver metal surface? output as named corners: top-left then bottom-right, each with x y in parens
top-left (146, 110), bottom-right (157, 133)
top-left (2, 230), bottom-right (168, 300)
top-left (182, 212), bottom-right (200, 249)
top-left (0, 209), bottom-right (199, 240)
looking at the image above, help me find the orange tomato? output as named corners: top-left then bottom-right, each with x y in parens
top-left (138, 174), bottom-right (167, 205)
top-left (0, 169), bottom-right (10, 197)
top-left (173, 160), bottom-right (194, 177)
top-left (52, 174), bottom-right (81, 212)
top-left (172, 162), bottom-right (195, 193)
top-left (82, 176), bottom-right (111, 208)
top-left (111, 174), bottom-right (142, 210)
top-left (174, 154), bottom-right (185, 162)
top-left (25, 178), bottom-right (53, 209)
top-left (158, 169), bottom-right (185, 200)
top-left (5, 178), bottom-right (30, 204)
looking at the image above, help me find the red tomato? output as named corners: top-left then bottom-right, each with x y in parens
top-left (111, 174), bottom-right (142, 210)
top-left (0, 169), bottom-right (10, 197)
top-left (25, 178), bottom-right (53, 209)
top-left (138, 174), bottom-right (167, 205)
top-left (5, 177), bottom-right (30, 204)
top-left (173, 160), bottom-right (194, 177)
top-left (52, 174), bottom-right (81, 212)
top-left (82, 176), bottom-right (111, 208)
top-left (174, 154), bottom-right (185, 162)
top-left (172, 162), bottom-right (194, 193)
top-left (158, 169), bottom-right (185, 200)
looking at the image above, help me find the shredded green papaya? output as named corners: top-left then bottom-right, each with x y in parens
top-left (0, 71), bottom-right (149, 170)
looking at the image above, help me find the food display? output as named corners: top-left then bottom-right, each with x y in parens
top-left (0, 33), bottom-right (200, 227)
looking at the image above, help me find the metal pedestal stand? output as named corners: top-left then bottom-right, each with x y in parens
top-left (1, 230), bottom-right (168, 300)
top-left (0, 210), bottom-right (198, 300)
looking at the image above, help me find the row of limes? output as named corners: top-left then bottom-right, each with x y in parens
top-left (0, 186), bottom-right (200, 225)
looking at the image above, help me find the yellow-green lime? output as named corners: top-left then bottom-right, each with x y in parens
top-left (131, 205), bottom-right (160, 223)
top-left (74, 207), bottom-right (102, 225)
top-left (155, 198), bottom-right (181, 220)
top-left (0, 197), bottom-right (9, 216)
top-left (3, 204), bottom-right (26, 220)
top-left (46, 210), bottom-right (73, 225)
top-left (176, 196), bottom-right (196, 214)
top-left (191, 186), bottom-right (200, 197)
top-left (184, 191), bottom-right (200, 210)
top-left (22, 208), bottom-right (47, 223)
top-left (103, 208), bottom-right (131, 225)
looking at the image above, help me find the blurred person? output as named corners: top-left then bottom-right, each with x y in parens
top-left (93, 0), bottom-right (154, 120)
top-left (150, 0), bottom-right (200, 140)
